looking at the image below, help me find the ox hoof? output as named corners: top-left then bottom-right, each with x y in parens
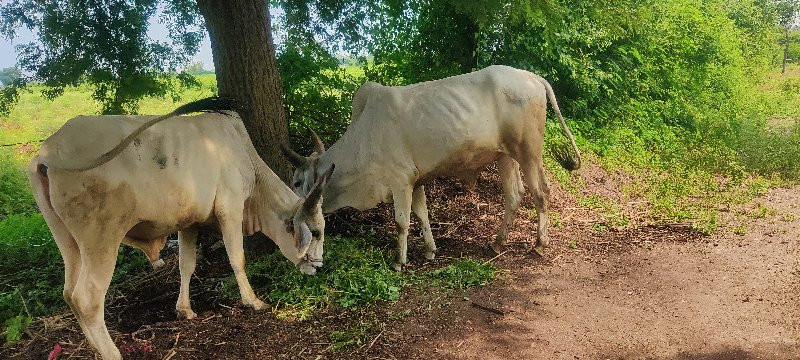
top-left (177, 308), bottom-right (197, 320)
top-left (531, 244), bottom-right (545, 257)
top-left (151, 258), bottom-right (165, 269)
top-left (491, 241), bottom-right (506, 254)
top-left (393, 262), bottom-right (404, 272)
top-left (424, 251), bottom-right (436, 261)
top-left (248, 299), bottom-right (267, 311)
top-left (537, 236), bottom-right (550, 248)
top-left (299, 262), bottom-right (317, 275)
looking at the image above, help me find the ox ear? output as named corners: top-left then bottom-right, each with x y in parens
top-left (294, 223), bottom-right (312, 258)
top-left (308, 127), bottom-right (325, 154)
top-left (281, 143), bottom-right (307, 168)
top-left (302, 164), bottom-right (335, 213)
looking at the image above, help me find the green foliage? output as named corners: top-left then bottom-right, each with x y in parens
top-left (578, 194), bottom-right (628, 228)
top-left (221, 236), bottom-right (405, 319)
top-left (3, 314), bottom-right (31, 343)
top-left (277, 42), bottom-right (366, 151)
top-left (220, 236), bottom-right (498, 319)
top-left (427, 258), bottom-right (497, 290)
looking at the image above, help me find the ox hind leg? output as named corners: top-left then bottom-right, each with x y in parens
top-left (33, 192), bottom-right (82, 319)
top-left (176, 228), bottom-right (198, 319)
top-left (69, 226), bottom-right (124, 360)
top-left (392, 187), bottom-right (413, 271)
top-left (411, 185), bottom-right (436, 260)
top-left (26, 161), bottom-right (82, 319)
top-left (493, 155), bottom-right (524, 254)
top-left (517, 152), bottom-right (550, 255)
top-left (216, 198), bottom-right (265, 310)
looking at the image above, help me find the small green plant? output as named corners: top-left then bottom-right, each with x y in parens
top-left (779, 213), bottom-right (797, 222)
top-left (592, 223), bottom-right (608, 232)
top-left (579, 194), bottom-right (607, 209)
top-left (748, 203), bottom-right (776, 219)
top-left (428, 258), bottom-right (497, 290)
top-left (733, 223), bottom-right (748, 236)
top-left (388, 308), bottom-right (413, 321)
top-left (693, 210), bottom-right (719, 235)
top-left (3, 314), bottom-right (31, 343)
top-left (548, 211), bottom-right (562, 229)
top-left (567, 241), bottom-right (579, 249)
top-left (328, 321), bottom-right (380, 350)
top-left (579, 194), bottom-right (627, 228)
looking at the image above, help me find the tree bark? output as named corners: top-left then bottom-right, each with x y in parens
top-left (197, 0), bottom-right (290, 180)
top-left (457, 17), bottom-right (478, 74)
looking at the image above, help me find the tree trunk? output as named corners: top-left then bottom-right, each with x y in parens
top-left (197, 0), bottom-right (290, 180)
top-left (457, 18), bottom-right (478, 74)
top-left (783, 26), bottom-right (790, 75)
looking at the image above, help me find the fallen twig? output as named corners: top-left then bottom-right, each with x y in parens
top-left (366, 330), bottom-right (383, 350)
top-left (162, 349), bottom-right (177, 360)
top-left (482, 250), bottom-right (509, 265)
top-left (470, 302), bottom-right (504, 315)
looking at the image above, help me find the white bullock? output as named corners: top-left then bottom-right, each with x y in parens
top-left (284, 65), bottom-right (581, 270)
top-left (26, 98), bottom-right (333, 359)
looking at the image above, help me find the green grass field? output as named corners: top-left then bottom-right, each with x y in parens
top-left (0, 74), bottom-right (217, 146)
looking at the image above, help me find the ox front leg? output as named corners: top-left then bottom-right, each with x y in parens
top-left (392, 187), bottom-right (413, 271)
top-left (217, 203), bottom-right (266, 310)
top-left (494, 155), bottom-right (523, 254)
top-left (411, 185), bottom-right (437, 260)
top-left (176, 228), bottom-right (198, 319)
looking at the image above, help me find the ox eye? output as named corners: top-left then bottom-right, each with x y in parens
top-left (293, 181), bottom-right (302, 188)
top-left (310, 230), bottom-right (321, 238)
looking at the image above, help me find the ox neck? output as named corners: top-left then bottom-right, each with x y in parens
top-left (245, 149), bottom-right (302, 239)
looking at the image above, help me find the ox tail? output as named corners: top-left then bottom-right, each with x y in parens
top-left (536, 76), bottom-right (581, 171)
top-left (55, 97), bottom-right (241, 171)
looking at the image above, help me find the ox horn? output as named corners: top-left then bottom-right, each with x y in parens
top-left (281, 143), bottom-right (307, 168)
top-left (308, 127), bottom-right (325, 154)
top-left (303, 164), bottom-right (335, 213)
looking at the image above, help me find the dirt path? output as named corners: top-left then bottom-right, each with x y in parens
top-left (428, 186), bottom-right (800, 359)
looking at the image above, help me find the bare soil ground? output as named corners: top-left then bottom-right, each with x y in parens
top-left (3, 166), bottom-right (799, 359)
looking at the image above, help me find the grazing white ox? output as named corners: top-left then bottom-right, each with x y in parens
top-left (284, 65), bottom-right (581, 271)
top-left (26, 99), bottom-right (333, 360)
